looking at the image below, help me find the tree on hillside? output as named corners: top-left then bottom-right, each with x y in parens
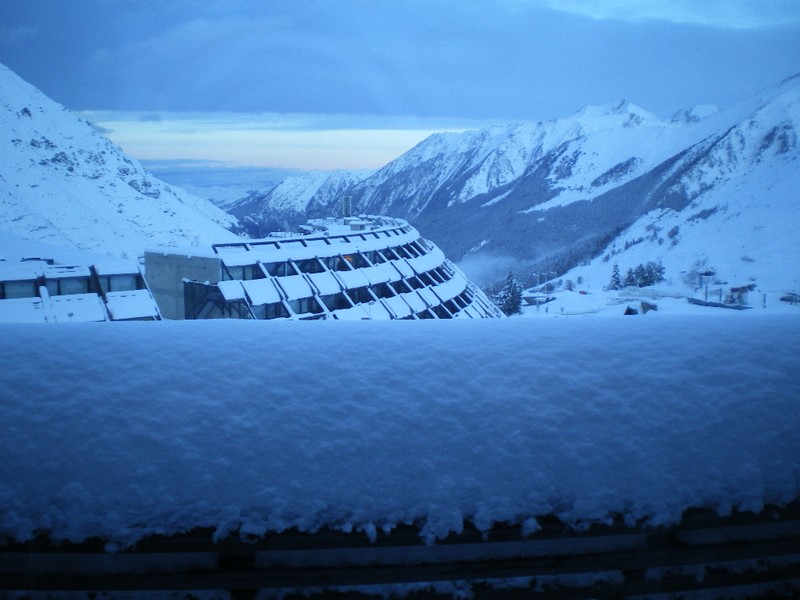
top-left (496, 271), bottom-right (523, 316)
top-left (646, 260), bottom-right (666, 285)
top-left (609, 263), bottom-right (622, 290)
top-left (634, 264), bottom-right (648, 287)
top-left (624, 268), bottom-right (636, 288)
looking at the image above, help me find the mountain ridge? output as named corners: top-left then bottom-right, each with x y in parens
top-left (233, 72), bottom-right (799, 289)
top-left (0, 62), bottom-right (240, 258)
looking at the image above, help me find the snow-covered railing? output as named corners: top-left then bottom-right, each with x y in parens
top-left (2, 316), bottom-right (798, 596)
top-left (2, 501), bottom-right (799, 597)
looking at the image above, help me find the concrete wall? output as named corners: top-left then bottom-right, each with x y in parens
top-left (144, 252), bottom-right (221, 319)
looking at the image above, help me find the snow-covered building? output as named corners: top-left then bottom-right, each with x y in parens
top-left (0, 258), bottom-right (161, 323)
top-left (145, 216), bottom-right (503, 320)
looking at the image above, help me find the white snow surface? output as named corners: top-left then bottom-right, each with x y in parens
top-left (1, 316), bottom-right (798, 547)
top-left (0, 62), bottom-right (240, 258)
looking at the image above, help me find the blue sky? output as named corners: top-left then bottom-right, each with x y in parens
top-left (2, 0), bottom-right (800, 169)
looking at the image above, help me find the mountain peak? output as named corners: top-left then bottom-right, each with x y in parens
top-left (670, 104), bottom-right (719, 124)
top-left (0, 62), bottom-right (240, 257)
top-left (571, 100), bottom-right (661, 130)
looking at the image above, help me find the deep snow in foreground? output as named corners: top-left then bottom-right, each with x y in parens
top-left (1, 316), bottom-right (799, 547)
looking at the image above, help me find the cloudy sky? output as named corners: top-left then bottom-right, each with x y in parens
top-left (2, 0), bottom-right (800, 170)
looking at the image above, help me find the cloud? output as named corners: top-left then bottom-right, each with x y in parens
top-left (78, 110), bottom-right (487, 170)
top-left (6, 0), bottom-right (800, 135)
top-left (540, 0), bottom-right (800, 29)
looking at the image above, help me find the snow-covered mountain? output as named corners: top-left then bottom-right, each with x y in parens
top-left (561, 75), bottom-right (800, 296)
top-left (235, 74), bottom-right (799, 290)
top-left (0, 63), bottom-right (240, 258)
top-left (227, 169), bottom-right (372, 237)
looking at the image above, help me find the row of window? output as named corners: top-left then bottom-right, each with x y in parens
top-left (0, 273), bottom-right (142, 300)
top-left (264, 274), bottom-right (476, 319)
top-left (191, 274), bottom-right (488, 321)
top-left (213, 224), bottom-right (414, 255)
top-left (223, 239), bottom-right (435, 281)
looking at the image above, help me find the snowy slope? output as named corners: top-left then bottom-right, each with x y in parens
top-left (1, 316), bottom-right (798, 547)
top-left (559, 74), bottom-right (800, 297)
top-left (227, 169), bottom-right (372, 236)
top-left (0, 63), bottom-right (241, 257)
top-left (233, 74), bottom-right (799, 293)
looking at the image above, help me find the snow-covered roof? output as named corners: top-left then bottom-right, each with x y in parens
top-left (336, 268), bottom-right (371, 289)
top-left (0, 293), bottom-right (109, 323)
top-left (407, 246), bottom-right (445, 274)
top-left (307, 270), bottom-right (341, 296)
top-left (104, 290), bottom-right (160, 320)
top-left (213, 217), bottom-right (418, 267)
top-left (330, 304), bottom-right (370, 320)
top-left (275, 274), bottom-right (313, 301)
top-left (398, 290), bottom-right (429, 313)
top-left (432, 271), bottom-right (468, 301)
top-left (43, 264), bottom-right (91, 279)
top-left (241, 278), bottom-right (281, 305)
top-left (383, 294), bottom-right (413, 318)
top-left (0, 297), bottom-right (48, 323)
top-left (0, 256), bottom-right (156, 323)
top-left (217, 279), bottom-right (247, 302)
top-left (360, 264), bottom-right (395, 285)
top-left (0, 263), bottom-right (44, 282)
top-left (47, 293), bottom-right (108, 323)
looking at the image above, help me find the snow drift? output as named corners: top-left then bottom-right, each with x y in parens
top-left (1, 316), bottom-right (798, 547)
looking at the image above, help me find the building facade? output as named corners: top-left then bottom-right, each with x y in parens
top-left (145, 216), bottom-right (503, 320)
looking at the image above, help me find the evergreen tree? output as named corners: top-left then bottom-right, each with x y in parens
top-left (638, 261), bottom-right (665, 287)
top-left (655, 260), bottom-right (666, 283)
top-left (634, 264), bottom-right (648, 287)
top-left (496, 271), bottom-right (523, 316)
top-left (624, 268), bottom-right (636, 287)
top-left (609, 263), bottom-right (622, 290)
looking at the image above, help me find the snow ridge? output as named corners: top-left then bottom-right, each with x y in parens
top-left (1, 316), bottom-right (797, 546)
top-left (0, 62), bottom-right (240, 257)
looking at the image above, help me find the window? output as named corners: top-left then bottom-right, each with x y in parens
top-left (363, 250), bottom-right (385, 264)
top-left (409, 240), bottom-right (426, 255)
top-left (370, 282), bottom-right (395, 299)
top-left (403, 243), bottom-right (421, 258)
top-left (390, 280), bottom-right (411, 294)
top-left (287, 296), bottom-right (323, 315)
top-left (346, 286), bottom-right (373, 305)
top-left (405, 276), bottom-right (423, 290)
top-left (382, 247), bottom-right (401, 260)
top-left (343, 253), bottom-right (370, 268)
top-left (417, 272), bottom-right (435, 286)
top-left (224, 266), bottom-right (243, 280)
top-left (253, 302), bottom-right (289, 319)
top-left (263, 261), bottom-right (297, 277)
top-left (294, 258), bottom-right (325, 274)
top-left (46, 277), bottom-right (90, 296)
top-left (320, 292), bottom-right (351, 311)
top-left (108, 274), bottom-right (138, 291)
top-left (321, 255), bottom-right (351, 271)
top-left (431, 304), bottom-right (452, 318)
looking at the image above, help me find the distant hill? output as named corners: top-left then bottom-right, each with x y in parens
top-left (0, 63), bottom-right (240, 258)
top-left (233, 75), bottom-right (799, 290)
top-left (226, 169), bottom-right (373, 237)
